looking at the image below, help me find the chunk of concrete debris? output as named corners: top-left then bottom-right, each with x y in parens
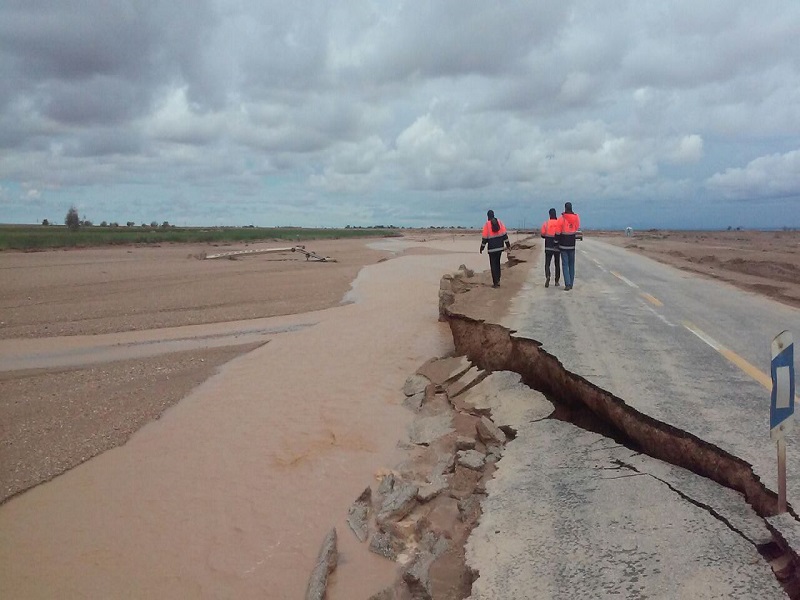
top-left (401, 535), bottom-right (450, 600)
top-left (378, 479), bottom-right (420, 523)
top-left (416, 355), bottom-right (472, 386)
top-left (460, 371), bottom-right (555, 429)
top-left (446, 366), bottom-right (483, 398)
top-left (417, 475), bottom-right (449, 503)
top-left (403, 374), bottom-right (430, 397)
top-left (404, 390), bottom-right (426, 412)
top-left (458, 496), bottom-right (482, 526)
top-left (457, 449), bottom-right (486, 470)
top-left (407, 415), bottom-right (454, 446)
top-left (432, 452), bottom-right (456, 478)
top-left (476, 416), bottom-right (507, 445)
top-left (346, 487), bottom-right (372, 542)
top-left (305, 528), bottom-right (338, 600)
top-left (402, 551), bottom-right (436, 600)
top-left (457, 264), bottom-right (474, 278)
top-left (369, 530), bottom-right (403, 561)
top-left (455, 435), bottom-right (476, 450)
top-left (377, 471), bottom-right (398, 496)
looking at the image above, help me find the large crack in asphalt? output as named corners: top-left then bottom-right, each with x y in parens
top-left (443, 307), bottom-right (800, 597)
top-left (611, 457), bottom-right (758, 546)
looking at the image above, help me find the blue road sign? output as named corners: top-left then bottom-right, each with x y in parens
top-left (771, 331), bottom-right (795, 441)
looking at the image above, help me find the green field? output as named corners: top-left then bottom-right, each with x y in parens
top-left (0, 224), bottom-right (401, 251)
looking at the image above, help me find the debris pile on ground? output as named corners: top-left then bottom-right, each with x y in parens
top-left (329, 355), bottom-right (517, 600)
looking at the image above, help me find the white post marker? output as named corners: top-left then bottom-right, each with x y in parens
top-left (770, 330), bottom-right (795, 514)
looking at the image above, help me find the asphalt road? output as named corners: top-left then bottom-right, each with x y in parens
top-left (507, 238), bottom-right (800, 501)
top-left (463, 240), bottom-right (800, 598)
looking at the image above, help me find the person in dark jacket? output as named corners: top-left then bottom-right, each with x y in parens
top-left (557, 202), bottom-right (581, 290)
top-left (540, 208), bottom-right (560, 287)
top-left (480, 210), bottom-right (511, 288)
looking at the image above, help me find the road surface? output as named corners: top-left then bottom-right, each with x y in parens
top-left (507, 238), bottom-right (800, 501)
top-left (465, 239), bottom-right (800, 598)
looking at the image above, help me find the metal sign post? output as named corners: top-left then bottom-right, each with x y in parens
top-left (770, 331), bottom-right (795, 514)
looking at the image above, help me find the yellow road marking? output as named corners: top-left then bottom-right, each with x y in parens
top-left (641, 293), bottom-right (663, 307)
top-left (683, 321), bottom-right (773, 390)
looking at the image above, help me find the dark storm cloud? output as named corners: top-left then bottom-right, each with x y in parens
top-left (0, 0), bottom-right (218, 123)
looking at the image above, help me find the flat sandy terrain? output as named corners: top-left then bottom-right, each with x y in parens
top-left (597, 229), bottom-right (800, 309)
top-left (0, 232), bottom-right (504, 599)
top-left (0, 236), bottom-right (431, 502)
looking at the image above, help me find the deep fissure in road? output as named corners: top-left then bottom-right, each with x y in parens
top-left (444, 309), bottom-right (800, 597)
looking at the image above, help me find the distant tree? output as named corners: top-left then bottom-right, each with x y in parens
top-left (727, 226), bottom-right (732, 231)
top-left (65, 206), bottom-right (80, 230)
top-left (161, 221), bottom-right (170, 228)
top-left (150, 221), bottom-right (158, 228)
top-left (111, 222), bottom-right (119, 227)
top-left (126, 221), bottom-right (135, 227)
top-left (100, 221), bottom-right (108, 227)
top-left (41, 218), bottom-right (49, 226)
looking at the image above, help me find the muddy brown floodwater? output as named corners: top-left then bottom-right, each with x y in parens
top-left (0, 234), bottom-right (497, 599)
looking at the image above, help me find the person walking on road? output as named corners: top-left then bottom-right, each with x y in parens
top-left (480, 210), bottom-right (511, 288)
top-left (557, 202), bottom-right (580, 291)
top-left (540, 208), bottom-right (561, 287)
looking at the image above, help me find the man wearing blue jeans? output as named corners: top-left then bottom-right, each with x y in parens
top-left (557, 202), bottom-right (581, 291)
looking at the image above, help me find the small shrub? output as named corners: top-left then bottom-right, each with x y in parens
top-left (65, 206), bottom-right (80, 230)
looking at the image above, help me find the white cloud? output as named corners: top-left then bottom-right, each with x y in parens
top-left (706, 149), bottom-right (800, 200)
top-left (667, 134), bottom-right (704, 164)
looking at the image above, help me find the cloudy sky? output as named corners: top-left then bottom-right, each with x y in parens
top-left (1, 1), bottom-right (799, 229)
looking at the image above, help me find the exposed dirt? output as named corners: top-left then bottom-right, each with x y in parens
top-left (596, 229), bottom-right (800, 308)
top-left (0, 342), bottom-right (262, 503)
top-left (0, 237), bottom-right (396, 503)
top-left (0, 238), bottom-right (390, 339)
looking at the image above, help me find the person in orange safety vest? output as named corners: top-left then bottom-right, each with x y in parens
top-left (556, 201), bottom-right (580, 290)
top-left (480, 209), bottom-right (511, 288)
top-left (540, 207), bottom-right (561, 287)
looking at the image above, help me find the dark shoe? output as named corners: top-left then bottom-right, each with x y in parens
top-left (555, 280), bottom-right (560, 287)
top-left (492, 283), bottom-right (499, 288)
top-left (564, 285), bottom-right (572, 291)
top-left (545, 278), bottom-right (550, 288)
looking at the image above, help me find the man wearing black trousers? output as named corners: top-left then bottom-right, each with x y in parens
top-left (480, 210), bottom-right (511, 287)
top-left (540, 208), bottom-right (560, 287)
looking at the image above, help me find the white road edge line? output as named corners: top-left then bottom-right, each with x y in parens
top-left (610, 271), bottom-right (640, 289)
top-left (642, 303), bottom-right (675, 327)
